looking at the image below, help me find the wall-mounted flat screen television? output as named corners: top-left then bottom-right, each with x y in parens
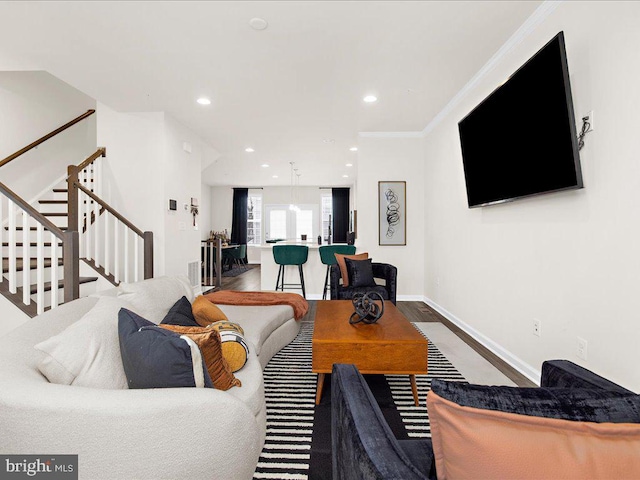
top-left (458, 32), bottom-right (583, 208)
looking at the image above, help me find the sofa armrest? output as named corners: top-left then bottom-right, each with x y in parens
top-left (332, 364), bottom-right (432, 480)
top-left (0, 381), bottom-right (262, 479)
top-left (541, 360), bottom-right (634, 393)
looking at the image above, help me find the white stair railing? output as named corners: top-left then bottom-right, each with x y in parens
top-left (67, 150), bottom-right (153, 286)
top-left (0, 182), bottom-right (78, 315)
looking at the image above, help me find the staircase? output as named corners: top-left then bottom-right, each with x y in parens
top-left (0, 110), bottom-right (154, 318)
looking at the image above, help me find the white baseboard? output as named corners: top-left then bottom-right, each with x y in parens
top-left (397, 294), bottom-right (427, 301)
top-left (421, 296), bottom-right (540, 385)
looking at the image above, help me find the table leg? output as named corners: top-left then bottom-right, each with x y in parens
top-left (315, 373), bottom-right (326, 405)
top-left (410, 375), bottom-right (419, 406)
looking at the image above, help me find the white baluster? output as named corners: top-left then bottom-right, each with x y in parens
top-left (0, 197), bottom-right (3, 285)
top-left (96, 157), bottom-right (102, 198)
top-left (104, 211), bottom-right (110, 276)
top-left (36, 223), bottom-right (44, 315)
top-left (84, 169), bottom-right (91, 261)
top-left (22, 210), bottom-right (30, 306)
top-left (134, 232), bottom-right (139, 282)
top-left (114, 219), bottom-right (120, 283)
top-left (8, 200), bottom-right (16, 293)
top-left (50, 231), bottom-right (58, 309)
top-left (124, 225), bottom-right (129, 283)
top-left (94, 184), bottom-right (100, 268)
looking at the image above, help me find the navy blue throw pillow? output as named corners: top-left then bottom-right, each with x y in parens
top-left (345, 258), bottom-right (376, 288)
top-left (118, 308), bottom-right (213, 389)
top-left (160, 296), bottom-right (199, 327)
top-left (430, 380), bottom-right (640, 423)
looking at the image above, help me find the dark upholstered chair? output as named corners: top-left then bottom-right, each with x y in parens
top-left (331, 361), bottom-right (637, 480)
top-left (330, 262), bottom-right (397, 305)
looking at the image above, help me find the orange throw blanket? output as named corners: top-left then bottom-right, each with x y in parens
top-left (203, 290), bottom-right (309, 321)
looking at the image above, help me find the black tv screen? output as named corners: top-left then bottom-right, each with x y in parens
top-left (458, 32), bottom-right (583, 208)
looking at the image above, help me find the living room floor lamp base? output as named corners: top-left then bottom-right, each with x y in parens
top-left (379, 181), bottom-right (406, 246)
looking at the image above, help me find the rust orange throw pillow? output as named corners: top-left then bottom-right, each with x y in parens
top-left (159, 324), bottom-right (240, 391)
top-left (192, 295), bottom-right (228, 327)
top-left (334, 252), bottom-right (368, 287)
top-left (427, 390), bottom-right (640, 480)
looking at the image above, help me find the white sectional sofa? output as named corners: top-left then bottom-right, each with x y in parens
top-left (0, 276), bottom-right (301, 480)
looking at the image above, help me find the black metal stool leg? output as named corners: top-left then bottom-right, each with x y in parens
top-left (323, 265), bottom-right (330, 300)
top-left (299, 265), bottom-right (306, 298)
top-left (275, 264), bottom-right (283, 291)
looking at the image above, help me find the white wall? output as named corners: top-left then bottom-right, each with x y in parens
top-left (0, 71), bottom-right (96, 201)
top-left (356, 136), bottom-right (424, 299)
top-left (97, 103), bottom-right (166, 275)
top-left (422, 1), bottom-right (640, 390)
top-left (210, 186), bottom-right (233, 234)
top-left (98, 103), bottom-right (216, 279)
top-left (163, 114), bottom-right (212, 277)
top-left (200, 183), bottom-right (212, 240)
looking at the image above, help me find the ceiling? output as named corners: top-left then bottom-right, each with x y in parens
top-left (0, 1), bottom-right (541, 187)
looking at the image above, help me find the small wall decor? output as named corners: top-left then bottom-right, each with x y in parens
top-left (169, 199), bottom-right (177, 211)
top-left (190, 197), bottom-right (199, 226)
top-left (378, 181), bottom-right (406, 246)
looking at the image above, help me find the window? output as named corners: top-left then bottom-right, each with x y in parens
top-left (296, 209), bottom-right (313, 240)
top-left (321, 193), bottom-right (332, 242)
top-left (265, 204), bottom-right (320, 241)
top-left (247, 193), bottom-right (262, 245)
top-left (269, 209), bottom-right (287, 240)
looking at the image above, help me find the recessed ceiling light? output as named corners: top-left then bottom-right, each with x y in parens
top-left (261, 164), bottom-right (269, 168)
top-left (197, 97), bottom-right (211, 105)
top-left (342, 175), bottom-right (349, 178)
top-left (346, 163), bottom-right (353, 167)
top-left (249, 18), bottom-right (268, 30)
top-left (363, 95), bottom-right (377, 103)
top-left (272, 175), bottom-right (278, 178)
top-left (350, 147), bottom-right (358, 152)
top-left (245, 147), bottom-right (255, 153)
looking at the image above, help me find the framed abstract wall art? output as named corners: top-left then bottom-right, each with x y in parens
top-left (378, 181), bottom-right (406, 246)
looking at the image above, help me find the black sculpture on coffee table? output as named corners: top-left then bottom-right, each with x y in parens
top-left (349, 292), bottom-right (385, 325)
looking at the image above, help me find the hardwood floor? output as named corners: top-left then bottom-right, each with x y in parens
top-left (209, 265), bottom-right (534, 387)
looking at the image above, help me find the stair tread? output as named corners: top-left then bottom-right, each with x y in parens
top-left (29, 276), bottom-right (98, 294)
top-left (2, 258), bottom-right (63, 273)
top-left (38, 200), bottom-right (67, 204)
top-left (5, 226), bottom-right (68, 231)
top-left (41, 212), bottom-right (67, 217)
top-left (2, 242), bottom-right (62, 247)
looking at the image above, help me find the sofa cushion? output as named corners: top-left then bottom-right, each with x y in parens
top-left (427, 390), bottom-right (640, 480)
top-left (192, 295), bottom-right (229, 326)
top-left (429, 380), bottom-right (640, 423)
top-left (335, 252), bottom-right (368, 287)
top-left (117, 275), bottom-right (194, 323)
top-left (34, 296), bottom-right (134, 389)
top-left (345, 258), bottom-right (376, 288)
top-left (161, 296), bottom-right (200, 327)
top-left (119, 308), bottom-right (215, 389)
top-left (217, 305), bottom-right (294, 356)
top-left (157, 323), bottom-right (241, 390)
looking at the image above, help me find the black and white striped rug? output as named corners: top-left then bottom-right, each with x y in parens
top-left (253, 317), bottom-right (466, 479)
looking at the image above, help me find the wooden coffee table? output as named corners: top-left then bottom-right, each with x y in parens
top-left (312, 300), bottom-right (428, 406)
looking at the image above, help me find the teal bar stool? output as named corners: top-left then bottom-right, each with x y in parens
top-left (319, 245), bottom-right (356, 300)
top-left (273, 245), bottom-right (309, 298)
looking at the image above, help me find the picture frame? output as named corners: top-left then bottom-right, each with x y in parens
top-left (378, 181), bottom-right (406, 246)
